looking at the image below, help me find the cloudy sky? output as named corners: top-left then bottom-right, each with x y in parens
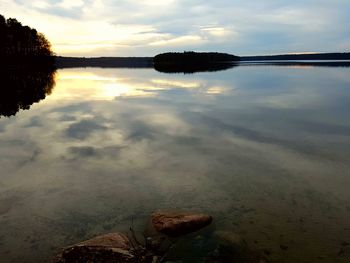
top-left (1, 0), bottom-right (350, 56)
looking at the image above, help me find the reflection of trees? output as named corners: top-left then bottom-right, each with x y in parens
top-left (0, 67), bottom-right (56, 117)
top-left (154, 62), bottom-right (237, 74)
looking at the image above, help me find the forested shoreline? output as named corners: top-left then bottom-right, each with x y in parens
top-left (0, 14), bottom-right (54, 65)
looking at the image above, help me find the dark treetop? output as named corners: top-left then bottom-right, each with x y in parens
top-left (0, 14), bottom-right (54, 64)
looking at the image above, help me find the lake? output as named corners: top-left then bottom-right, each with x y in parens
top-left (0, 64), bottom-right (350, 262)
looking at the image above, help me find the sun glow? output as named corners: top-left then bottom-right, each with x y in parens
top-left (206, 86), bottom-right (226, 94)
top-left (151, 79), bottom-right (201, 89)
top-left (48, 70), bottom-right (223, 102)
top-left (51, 70), bottom-right (157, 101)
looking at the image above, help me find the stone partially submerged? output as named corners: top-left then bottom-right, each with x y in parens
top-left (151, 211), bottom-right (213, 237)
top-left (53, 211), bottom-right (214, 262)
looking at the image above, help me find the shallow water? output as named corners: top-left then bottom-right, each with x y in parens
top-left (0, 65), bottom-right (350, 262)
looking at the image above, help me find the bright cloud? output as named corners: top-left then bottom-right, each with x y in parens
top-left (57, 0), bottom-right (85, 9)
top-left (149, 35), bottom-right (203, 47)
top-left (1, 0), bottom-right (350, 56)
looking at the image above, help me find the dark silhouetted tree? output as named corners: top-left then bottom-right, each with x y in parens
top-left (0, 14), bottom-right (56, 117)
top-left (0, 14), bottom-right (53, 57)
top-left (153, 52), bottom-right (240, 73)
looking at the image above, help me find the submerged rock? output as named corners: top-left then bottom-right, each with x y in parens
top-left (214, 231), bottom-right (246, 252)
top-left (74, 233), bottom-right (131, 249)
top-left (53, 211), bottom-right (214, 262)
top-left (151, 211), bottom-right (213, 237)
top-left (53, 233), bottom-right (139, 263)
top-left (211, 231), bottom-right (269, 263)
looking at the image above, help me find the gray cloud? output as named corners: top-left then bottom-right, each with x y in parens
top-left (69, 146), bottom-right (98, 157)
top-left (67, 145), bottom-right (125, 160)
top-left (23, 116), bottom-right (43, 128)
top-left (59, 115), bottom-right (77, 122)
top-left (65, 119), bottom-right (107, 140)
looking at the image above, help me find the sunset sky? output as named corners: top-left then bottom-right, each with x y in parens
top-left (2, 0), bottom-right (350, 57)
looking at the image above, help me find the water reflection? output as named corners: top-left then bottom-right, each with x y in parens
top-left (0, 67), bottom-right (56, 117)
top-left (49, 68), bottom-right (228, 100)
top-left (154, 62), bottom-right (238, 74)
top-left (0, 66), bottom-right (349, 263)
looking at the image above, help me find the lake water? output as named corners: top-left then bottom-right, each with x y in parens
top-left (0, 64), bottom-right (350, 262)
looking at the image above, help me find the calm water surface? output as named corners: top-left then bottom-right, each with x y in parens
top-left (0, 65), bottom-right (350, 262)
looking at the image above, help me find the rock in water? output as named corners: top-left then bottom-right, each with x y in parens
top-left (53, 233), bottom-right (136, 263)
top-left (214, 231), bottom-right (246, 252)
top-left (212, 231), bottom-right (269, 263)
top-left (151, 212), bottom-right (213, 237)
top-left (75, 233), bottom-right (131, 249)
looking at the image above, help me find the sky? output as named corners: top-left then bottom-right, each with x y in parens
top-left (1, 0), bottom-right (350, 57)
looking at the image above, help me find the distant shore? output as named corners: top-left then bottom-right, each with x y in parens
top-left (54, 56), bottom-right (153, 68)
top-left (240, 52), bottom-right (350, 61)
top-left (54, 52), bottom-right (350, 68)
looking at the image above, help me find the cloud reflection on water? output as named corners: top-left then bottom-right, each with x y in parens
top-left (50, 68), bottom-right (231, 101)
top-left (0, 66), bottom-right (349, 262)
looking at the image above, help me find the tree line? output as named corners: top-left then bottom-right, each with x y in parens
top-left (154, 51), bottom-right (240, 65)
top-left (153, 52), bottom-right (239, 73)
top-left (0, 14), bottom-right (53, 57)
top-left (240, 52), bottom-right (350, 61)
